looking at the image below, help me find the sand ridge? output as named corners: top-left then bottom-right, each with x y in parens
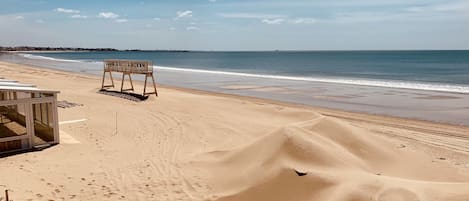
top-left (192, 115), bottom-right (469, 201)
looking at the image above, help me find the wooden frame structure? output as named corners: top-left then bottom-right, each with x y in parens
top-left (0, 79), bottom-right (60, 154)
top-left (101, 60), bottom-right (158, 96)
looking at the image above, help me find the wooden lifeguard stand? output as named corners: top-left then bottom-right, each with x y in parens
top-left (101, 60), bottom-right (158, 96)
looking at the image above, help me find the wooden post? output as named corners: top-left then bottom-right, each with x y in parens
top-left (151, 74), bottom-right (158, 96)
top-left (5, 189), bottom-right (9, 201)
top-left (101, 70), bottom-right (115, 89)
top-left (128, 74), bottom-right (134, 91)
top-left (120, 73), bottom-right (125, 92)
top-left (142, 73), bottom-right (158, 96)
top-left (109, 72), bottom-right (115, 88)
top-left (101, 69), bottom-right (106, 89)
top-left (143, 74), bottom-right (148, 95)
top-left (120, 73), bottom-right (134, 92)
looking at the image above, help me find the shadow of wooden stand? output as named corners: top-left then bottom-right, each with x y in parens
top-left (98, 89), bottom-right (149, 102)
top-left (101, 60), bottom-right (158, 98)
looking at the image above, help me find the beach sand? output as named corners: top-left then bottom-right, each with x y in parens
top-left (0, 61), bottom-right (469, 201)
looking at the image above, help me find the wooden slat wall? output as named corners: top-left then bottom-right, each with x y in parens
top-left (0, 140), bottom-right (22, 152)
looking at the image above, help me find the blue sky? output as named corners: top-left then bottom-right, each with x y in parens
top-left (1, 0), bottom-right (468, 50)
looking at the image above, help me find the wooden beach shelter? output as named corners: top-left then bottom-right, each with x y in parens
top-left (0, 79), bottom-right (60, 154)
top-left (101, 60), bottom-right (158, 96)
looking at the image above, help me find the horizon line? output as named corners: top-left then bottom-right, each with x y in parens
top-left (2, 46), bottom-right (469, 52)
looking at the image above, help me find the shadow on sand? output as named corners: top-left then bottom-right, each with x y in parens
top-left (98, 89), bottom-right (149, 102)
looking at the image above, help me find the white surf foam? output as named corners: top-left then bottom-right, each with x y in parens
top-left (154, 66), bottom-right (469, 94)
top-left (21, 53), bottom-right (82, 63)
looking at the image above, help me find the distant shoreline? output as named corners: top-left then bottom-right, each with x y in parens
top-left (0, 47), bottom-right (117, 52)
top-left (0, 46), bottom-right (191, 53)
top-left (1, 46), bottom-right (468, 53)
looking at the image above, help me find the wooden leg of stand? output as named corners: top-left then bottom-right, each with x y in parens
top-left (128, 74), bottom-right (134, 91)
top-left (120, 73), bottom-right (125, 92)
top-left (143, 74), bottom-right (148, 95)
top-left (151, 74), bottom-right (158, 96)
top-left (109, 72), bottom-right (115, 87)
top-left (101, 71), bottom-right (106, 89)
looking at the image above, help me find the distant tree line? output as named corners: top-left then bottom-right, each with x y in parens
top-left (0, 46), bottom-right (118, 51)
top-left (0, 46), bottom-right (191, 52)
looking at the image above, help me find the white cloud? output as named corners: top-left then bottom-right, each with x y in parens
top-left (145, 24), bottom-right (153, 28)
top-left (15, 16), bottom-right (24, 20)
top-left (220, 12), bottom-right (318, 25)
top-left (406, 6), bottom-right (425, 12)
top-left (219, 13), bottom-right (286, 19)
top-left (404, 2), bottom-right (469, 13)
top-left (35, 19), bottom-right (45, 23)
top-left (261, 18), bottom-right (285, 25)
top-left (432, 1), bottom-right (469, 12)
top-left (186, 26), bottom-right (200, 30)
top-left (209, 0), bottom-right (217, 2)
top-left (71, 14), bottom-right (88, 19)
top-left (55, 8), bottom-right (80, 14)
top-left (290, 18), bottom-right (317, 24)
top-left (99, 12), bottom-right (119, 19)
top-left (331, 2), bottom-right (468, 24)
top-left (153, 17), bottom-right (161, 21)
top-left (169, 27), bottom-right (176, 31)
top-left (115, 19), bottom-right (128, 23)
top-left (176, 10), bottom-right (193, 19)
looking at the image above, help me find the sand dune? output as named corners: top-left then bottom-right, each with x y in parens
top-left (194, 115), bottom-right (469, 201)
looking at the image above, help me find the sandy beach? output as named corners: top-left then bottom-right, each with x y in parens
top-left (1, 61), bottom-right (469, 201)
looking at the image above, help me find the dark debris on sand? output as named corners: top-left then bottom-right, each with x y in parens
top-left (294, 170), bottom-right (308, 176)
top-left (57, 100), bottom-right (83, 108)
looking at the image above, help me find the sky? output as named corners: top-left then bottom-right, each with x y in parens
top-left (0, 0), bottom-right (468, 50)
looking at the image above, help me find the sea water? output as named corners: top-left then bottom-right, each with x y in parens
top-left (1, 51), bottom-right (469, 125)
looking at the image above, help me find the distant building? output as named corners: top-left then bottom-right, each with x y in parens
top-left (0, 78), bottom-right (59, 154)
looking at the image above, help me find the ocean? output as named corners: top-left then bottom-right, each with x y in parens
top-left (1, 50), bottom-right (469, 125)
top-left (20, 50), bottom-right (469, 93)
